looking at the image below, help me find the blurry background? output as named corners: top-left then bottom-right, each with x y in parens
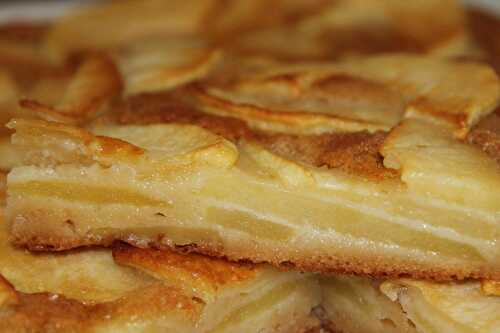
top-left (0, 0), bottom-right (91, 22)
top-left (0, 0), bottom-right (498, 23)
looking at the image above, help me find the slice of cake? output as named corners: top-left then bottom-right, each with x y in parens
top-left (6, 55), bottom-right (500, 280)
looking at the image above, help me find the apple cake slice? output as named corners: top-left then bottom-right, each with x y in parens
top-left (321, 275), bottom-right (500, 333)
top-left (6, 100), bottom-right (500, 280)
top-left (0, 208), bottom-right (320, 333)
top-left (6, 52), bottom-right (500, 280)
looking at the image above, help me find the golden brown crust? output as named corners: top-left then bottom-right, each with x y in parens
top-left (168, 242), bottom-right (499, 282)
top-left (112, 243), bottom-right (261, 299)
top-left (197, 55), bottom-right (500, 138)
top-left (11, 227), bottom-right (498, 282)
top-left (481, 279), bottom-right (500, 297)
top-left (311, 74), bottom-right (403, 110)
top-left (407, 97), bottom-right (469, 130)
top-left (193, 83), bottom-right (390, 133)
top-left (1, 289), bottom-right (94, 333)
top-left (103, 91), bottom-right (255, 142)
top-left (113, 243), bottom-right (259, 282)
top-left (8, 118), bottom-right (145, 166)
top-left (254, 131), bottom-right (397, 181)
top-left (467, 108), bottom-right (500, 165)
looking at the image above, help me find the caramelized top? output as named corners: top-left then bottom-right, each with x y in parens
top-left (107, 92), bottom-right (254, 142)
top-left (104, 92), bottom-right (397, 180)
top-left (481, 279), bottom-right (500, 297)
top-left (254, 131), bottom-right (396, 180)
top-left (200, 54), bottom-right (500, 138)
top-left (0, 285), bottom-right (93, 333)
top-left (113, 243), bottom-right (261, 301)
top-left (113, 244), bottom-right (259, 285)
top-left (468, 109), bottom-right (500, 165)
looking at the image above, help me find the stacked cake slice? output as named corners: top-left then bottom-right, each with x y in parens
top-left (0, 209), bottom-right (321, 332)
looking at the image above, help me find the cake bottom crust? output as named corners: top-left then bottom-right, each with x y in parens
top-left (9, 208), bottom-right (498, 282)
